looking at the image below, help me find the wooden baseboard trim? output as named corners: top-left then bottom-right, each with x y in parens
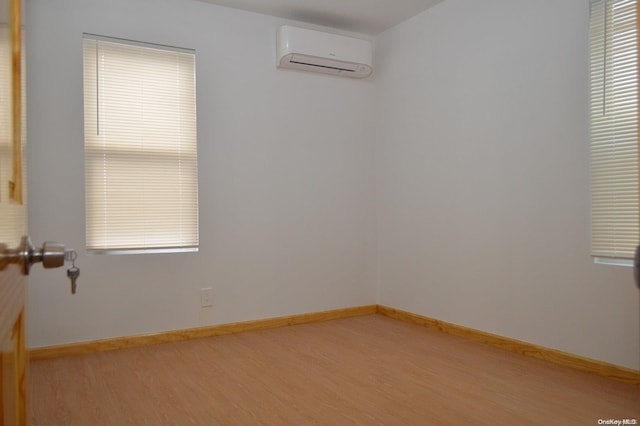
top-left (29, 305), bottom-right (377, 361)
top-left (377, 305), bottom-right (640, 385)
top-left (29, 303), bottom-right (640, 385)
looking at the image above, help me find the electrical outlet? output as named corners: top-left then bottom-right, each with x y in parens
top-left (200, 288), bottom-right (213, 307)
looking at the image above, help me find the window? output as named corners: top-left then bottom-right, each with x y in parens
top-left (590, 0), bottom-right (638, 261)
top-left (83, 35), bottom-right (198, 254)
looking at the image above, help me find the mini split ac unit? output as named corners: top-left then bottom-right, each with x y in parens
top-left (277, 26), bottom-right (373, 79)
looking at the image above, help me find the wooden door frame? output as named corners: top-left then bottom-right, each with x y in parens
top-left (9, 0), bottom-right (20, 204)
top-left (1, 0), bottom-right (27, 423)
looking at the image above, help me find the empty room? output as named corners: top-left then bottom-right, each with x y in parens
top-left (1, 0), bottom-right (639, 424)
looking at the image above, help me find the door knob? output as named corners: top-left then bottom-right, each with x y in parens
top-left (0, 235), bottom-right (65, 275)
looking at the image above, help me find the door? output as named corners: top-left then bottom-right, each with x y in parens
top-left (0, 0), bottom-right (27, 423)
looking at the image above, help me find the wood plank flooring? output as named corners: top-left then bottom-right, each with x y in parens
top-left (29, 315), bottom-right (640, 425)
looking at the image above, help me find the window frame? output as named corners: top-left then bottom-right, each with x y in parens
top-left (82, 34), bottom-right (199, 255)
top-left (589, 0), bottom-right (639, 265)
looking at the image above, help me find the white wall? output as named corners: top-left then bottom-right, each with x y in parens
top-left (25, 0), bottom-right (640, 371)
top-left (26, 0), bottom-right (377, 346)
top-left (374, 0), bottom-right (640, 370)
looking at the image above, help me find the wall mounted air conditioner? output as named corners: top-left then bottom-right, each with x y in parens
top-left (277, 26), bottom-right (373, 79)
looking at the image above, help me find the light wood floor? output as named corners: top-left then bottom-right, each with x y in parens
top-left (29, 315), bottom-right (639, 425)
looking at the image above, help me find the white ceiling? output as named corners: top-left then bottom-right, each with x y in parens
top-left (197, 0), bottom-right (443, 36)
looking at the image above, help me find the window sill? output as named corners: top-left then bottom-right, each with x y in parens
top-left (593, 257), bottom-right (633, 267)
top-left (87, 247), bottom-right (198, 256)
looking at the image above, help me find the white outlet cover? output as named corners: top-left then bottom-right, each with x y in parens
top-left (200, 288), bottom-right (213, 307)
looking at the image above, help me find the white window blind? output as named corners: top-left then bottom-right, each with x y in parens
top-left (590, 0), bottom-right (639, 260)
top-left (83, 35), bottom-right (199, 253)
